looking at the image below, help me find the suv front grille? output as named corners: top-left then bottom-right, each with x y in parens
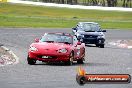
top-left (84, 35), bottom-right (97, 38)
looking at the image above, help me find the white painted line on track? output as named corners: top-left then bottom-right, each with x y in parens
top-left (1, 46), bottom-right (19, 66)
top-left (128, 46), bottom-right (132, 49)
top-left (8, 50), bottom-right (19, 65)
top-left (127, 67), bottom-right (132, 70)
top-left (108, 40), bottom-right (132, 49)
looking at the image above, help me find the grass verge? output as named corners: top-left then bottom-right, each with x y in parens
top-left (0, 3), bottom-right (132, 29)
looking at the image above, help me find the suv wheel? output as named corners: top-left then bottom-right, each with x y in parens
top-left (100, 44), bottom-right (104, 48)
top-left (96, 44), bottom-right (99, 47)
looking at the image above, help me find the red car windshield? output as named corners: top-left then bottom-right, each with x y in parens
top-left (40, 33), bottom-right (73, 44)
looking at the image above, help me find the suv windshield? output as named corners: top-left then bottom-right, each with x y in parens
top-left (40, 33), bottom-right (73, 44)
top-left (82, 23), bottom-right (100, 32)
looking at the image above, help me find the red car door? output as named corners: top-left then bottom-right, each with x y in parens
top-left (73, 36), bottom-right (83, 60)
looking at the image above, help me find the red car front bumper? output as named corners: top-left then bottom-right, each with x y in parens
top-left (28, 51), bottom-right (70, 62)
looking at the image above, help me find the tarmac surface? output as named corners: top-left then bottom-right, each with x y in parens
top-left (0, 28), bottom-right (132, 88)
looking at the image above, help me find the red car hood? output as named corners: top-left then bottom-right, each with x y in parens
top-left (31, 42), bottom-right (72, 51)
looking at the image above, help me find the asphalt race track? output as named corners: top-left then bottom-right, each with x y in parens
top-left (0, 28), bottom-right (132, 88)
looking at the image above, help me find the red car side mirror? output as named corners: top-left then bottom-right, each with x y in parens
top-left (35, 38), bottom-right (39, 43)
top-left (77, 42), bottom-right (81, 45)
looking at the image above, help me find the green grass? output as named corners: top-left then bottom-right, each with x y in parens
top-left (0, 2), bottom-right (132, 29)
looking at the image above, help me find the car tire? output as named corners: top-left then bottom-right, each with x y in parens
top-left (77, 59), bottom-right (84, 64)
top-left (66, 53), bottom-right (74, 65)
top-left (27, 56), bottom-right (36, 65)
top-left (100, 44), bottom-right (104, 48)
top-left (77, 48), bottom-right (85, 64)
top-left (96, 44), bottom-right (99, 47)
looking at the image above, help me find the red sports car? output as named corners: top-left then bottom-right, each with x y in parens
top-left (27, 33), bottom-right (85, 65)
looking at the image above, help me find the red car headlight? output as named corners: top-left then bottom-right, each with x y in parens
top-left (29, 46), bottom-right (38, 51)
top-left (58, 48), bottom-right (67, 53)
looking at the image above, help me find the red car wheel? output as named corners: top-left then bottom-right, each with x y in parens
top-left (27, 56), bottom-right (36, 65)
top-left (77, 48), bottom-right (85, 64)
top-left (77, 59), bottom-right (84, 64)
top-left (66, 52), bottom-right (74, 65)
